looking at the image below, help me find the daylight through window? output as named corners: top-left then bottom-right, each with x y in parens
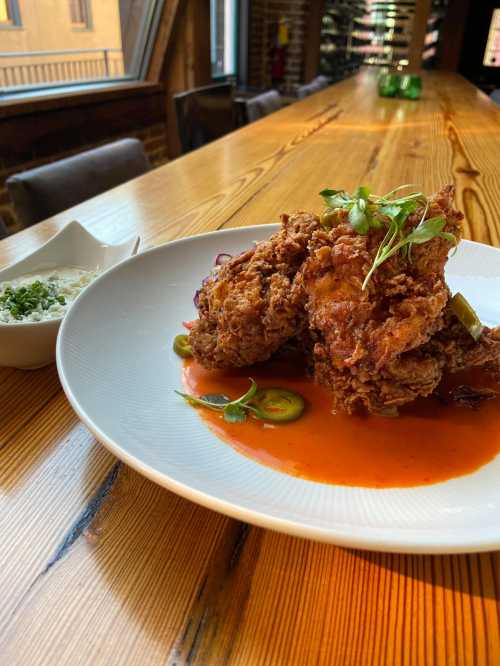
top-left (0, 1), bottom-right (11, 23)
top-left (0, 0), bottom-right (20, 26)
top-left (0, 0), bottom-right (163, 96)
top-left (210, 0), bottom-right (238, 78)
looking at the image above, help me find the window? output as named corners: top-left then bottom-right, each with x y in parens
top-left (483, 8), bottom-right (500, 67)
top-left (0, 0), bottom-right (164, 97)
top-left (0, 0), bottom-right (10, 23)
top-left (0, 0), bottom-right (21, 27)
top-left (69, 0), bottom-right (92, 29)
top-left (210, 0), bottom-right (238, 78)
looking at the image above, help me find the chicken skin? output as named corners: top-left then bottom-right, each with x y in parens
top-left (301, 185), bottom-right (464, 413)
top-left (190, 186), bottom-right (500, 415)
top-left (189, 212), bottom-right (320, 369)
top-left (425, 308), bottom-right (500, 376)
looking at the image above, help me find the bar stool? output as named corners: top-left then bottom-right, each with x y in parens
top-left (174, 83), bottom-right (235, 154)
top-left (245, 90), bottom-right (282, 123)
top-left (297, 75), bottom-right (330, 99)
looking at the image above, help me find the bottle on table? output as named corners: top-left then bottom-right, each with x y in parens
top-left (398, 74), bottom-right (422, 100)
top-left (378, 71), bottom-right (400, 98)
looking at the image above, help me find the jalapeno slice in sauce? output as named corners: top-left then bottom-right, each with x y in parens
top-left (450, 293), bottom-right (484, 341)
top-left (251, 387), bottom-right (305, 423)
top-left (173, 334), bottom-right (192, 358)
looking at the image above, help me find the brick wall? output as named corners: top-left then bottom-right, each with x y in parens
top-left (248, 0), bottom-right (309, 94)
top-left (0, 88), bottom-right (168, 234)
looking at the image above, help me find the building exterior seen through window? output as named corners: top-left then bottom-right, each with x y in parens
top-left (0, 0), bottom-right (163, 95)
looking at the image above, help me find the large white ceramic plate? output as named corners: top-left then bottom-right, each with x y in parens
top-left (57, 225), bottom-right (500, 553)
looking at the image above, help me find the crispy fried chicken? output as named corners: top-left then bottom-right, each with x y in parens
top-left (189, 186), bottom-right (500, 414)
top-left (302, 185), bottom-right (464, 413)
top-left (189, 212), bottom-right (320, 368)
top-left (425, 308), bottom-right (500, 375)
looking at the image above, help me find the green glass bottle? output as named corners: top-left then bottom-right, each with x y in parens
top-left (378, 73), bottom-right (400, 98)
top-left (398, 74), bottom-right (422, 100)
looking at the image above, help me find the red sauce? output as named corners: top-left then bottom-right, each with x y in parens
top-left (182, 360), bottom-right (500, 488)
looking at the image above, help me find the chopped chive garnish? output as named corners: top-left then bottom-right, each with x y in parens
top-left (0, 280), bottom-right (66, 320)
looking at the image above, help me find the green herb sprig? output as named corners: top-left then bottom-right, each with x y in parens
top-left (0, 279), bottom-right (66, 320)
top-left (175, 379), bottom-right (259, 423)
top-left (319, 185), bottom-right (457, 289)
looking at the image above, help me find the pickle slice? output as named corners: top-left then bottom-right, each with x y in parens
top-left (450, 293), bottom-right (484, 341)
top-left (173, 334), bottom-right (193, 358)
top-left (251, 388), bottom-right (305, 423)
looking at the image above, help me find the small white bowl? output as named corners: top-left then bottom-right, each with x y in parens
top-left (0, 221), bottom-right (139, 369)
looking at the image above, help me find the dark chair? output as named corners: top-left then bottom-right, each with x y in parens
top-left (6, 138), bottom-right (151, 228)
top-left (245, 90), bottom-right (282, 123)
top-left (174, 83), bottom-right (235, 154)
top-left (297, 81), bottom-right (321, 100)
top-left (297, 76), bottom-right (330, 100)
top-left (0, 216), bottom-right (8, 240)
top-left (314, 75), bottom-right (330, 88)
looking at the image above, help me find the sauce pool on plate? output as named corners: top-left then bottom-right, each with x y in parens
top-left (183, 359), bottom-right (500, 488)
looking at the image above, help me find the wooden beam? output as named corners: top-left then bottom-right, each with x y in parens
top-left (161, 0), bottom-right (213, 159)
top-left (147, 0), bottom-right (182, 82)
top-left (303, 0), bottom-right (325, 82)
top-left (187, 0), bottom-right (212, 87)
top-left (162, 2), bottom-right (193, 159)
top-left (407, 0), bottom-right (432, 72)
top-left (437, 0), bottom-right (471, 71)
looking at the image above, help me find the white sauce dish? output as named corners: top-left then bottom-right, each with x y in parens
top-left (0, 221), bottom-right (139, 369)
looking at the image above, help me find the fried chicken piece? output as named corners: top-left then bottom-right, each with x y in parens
top-left (302, 185), bottom-right (464, 414)
top-left (425, 307), bottom-right (500, 375)
top-left (313, 346), bottom-right (445, 415)
top-left (189, 212), bottom-right (320, 369)
top-left (190, 184), bottom-right (499, 415)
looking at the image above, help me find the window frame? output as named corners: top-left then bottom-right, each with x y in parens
top-left (483, 8), bottom-right (500, 68)
top-left (210, 0), bottom-right (239, 79)
top-left (0, 0), bottom-right (164, 100)
top-left (0, 0), bottom-right (22, 28)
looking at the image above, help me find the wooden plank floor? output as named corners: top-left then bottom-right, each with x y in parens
top-left (0, 70), bottom-right (499, 665)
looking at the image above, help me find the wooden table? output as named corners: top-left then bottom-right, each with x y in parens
top-left (1, 70), bottom-right (499, 665)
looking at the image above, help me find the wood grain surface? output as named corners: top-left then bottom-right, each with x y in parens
top-left (1, 70), bottom-right (499, 665)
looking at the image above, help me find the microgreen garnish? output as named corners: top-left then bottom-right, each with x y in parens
top-left (175, 379), bottom-right (259, 423)
top-left (319, 185), bottom-right (458, 289)
top-left (0, 280), bottom-right (66, 320)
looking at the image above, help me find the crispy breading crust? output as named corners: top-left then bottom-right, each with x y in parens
top-left (425, 310), bottom-right (500, 375)
top-left (189, 212), bottom-right (320, 368)
top-left (302, 186), bottom-right (464, 413)
top-left (190, 186), bottom-right (500, 414)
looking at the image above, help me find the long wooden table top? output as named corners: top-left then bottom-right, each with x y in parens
top-left (1, 70), bottom-right (499, 665)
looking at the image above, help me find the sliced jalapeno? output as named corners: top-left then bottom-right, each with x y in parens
top-left (173, 334), bottom-right (192, 358)
top-left (251, 387), bottom-right (305, 423)
top-left (450, 293), bottom-right (484, 341)
top-left (320, 209), bottom-right (338, 228)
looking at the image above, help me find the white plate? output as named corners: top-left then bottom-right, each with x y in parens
top-left (56, 225), bottom-right (500, 553)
